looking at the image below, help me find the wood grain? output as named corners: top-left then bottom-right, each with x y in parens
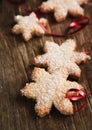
top-left (0, 0), bottom-right (92, 130)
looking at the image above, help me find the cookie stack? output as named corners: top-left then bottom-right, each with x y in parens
top-left (20, 39), bottom-right (90, 117)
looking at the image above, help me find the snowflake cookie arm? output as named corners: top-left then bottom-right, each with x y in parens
top-left (54, 4), bottom-right (68, 22)
top-left (29, 13), bottom-right (48, 37)
top-left (12, 24), bottom-right (21, 34)
top-left (35, 18), bottom-right (48, 36)
top-left (72, 52), bottom-right (91, 64)
top-left (65, 81), bottom-right (83, 91)
top-left (33, 41), bottom-right (59, 67)
top-left (67, 63), bottom-right (81, 78)
top-left (68, 1), bottom-right (84, 16)
top-left (40, 0), bottom-right (55, 12)
top-left (20, 83), bottom-right (39, 99)
top-left (33, 54), bottom-right (48, 67)
top-left (44, 41), bottom-right (59, 52)
top-left (35, 26), bottom-right (45, 36)
top-left (21, 68), bottom-right (50, 99)
top-left (77, 0), bottom-right (88, 5)
top-left (23, 31), bottom-right (33, 41)
top-left (14, 15), bottom-right (23, 22)
top-left (12, 15), bottom-right (23, 34)
top-left (39, 18), bottom-right (48, 27)
top-left (33, 41), bottom-right (57, 67)
top-left (35, 94), bottom-right (53, 117)
top-left (54, 98), bottom-right (73, 115)
top-left (60, 39), bottom-right (76, 51)
top-left (31, 67), bottom-right (50, 82)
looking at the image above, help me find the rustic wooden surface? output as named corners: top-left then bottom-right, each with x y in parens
top-left (0, 0), bottom-right (92, 130)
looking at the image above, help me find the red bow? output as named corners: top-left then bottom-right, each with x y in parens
top-left (66, 89), bottom-right (92, 113)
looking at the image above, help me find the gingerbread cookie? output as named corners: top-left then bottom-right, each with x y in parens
top-left (33, 39), bottom-right (90, 78)
top-left (40, 0), bottom-right (88, 22)
top-left (12, 12), bottom-right (48, 41)
top-left (21, 67), bottom-right (83, 117)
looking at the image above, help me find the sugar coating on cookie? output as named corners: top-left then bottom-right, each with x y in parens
top-left (12, 12), bottom-right (48, 41)
top-left (33, 39), bottom-right (90, 78)
top-left (21, 67), bottom-right (83, 117)
top-left (40, 0), bottom-right (88, 22)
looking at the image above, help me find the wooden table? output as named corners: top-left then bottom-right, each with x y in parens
top-left (0, 0), bottom-right (92, 130)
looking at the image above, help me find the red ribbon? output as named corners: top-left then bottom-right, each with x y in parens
top-left (64, 16), bottom-right (91, 35)
top-left (66, 89), bottom-right (92, 113)
top-left (39, 16), bottom-right (91, 37)
top-left (39, 23), bottom-right (65, 37)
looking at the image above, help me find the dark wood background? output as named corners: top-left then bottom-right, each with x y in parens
top-left (0, 0), bottom-right (92, 130)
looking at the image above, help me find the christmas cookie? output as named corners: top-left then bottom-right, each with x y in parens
top-left (33, 39), bottom-right (90, 78)
top-left (12, 12), bottom-right (48, 41)
top-left (40, 0), bottom-right (88, 22)
top-left (21, 67), bottom-right (83, 117)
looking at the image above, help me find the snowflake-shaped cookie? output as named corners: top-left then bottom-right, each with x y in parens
top-left (21, 67), bottom-right (83, 117)
top-left (12, 12), bottom-right (48, 41)
top-left (33, 39), bottom-right (90, 78)
top-left (40, 0), bottom-right (88, 22)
